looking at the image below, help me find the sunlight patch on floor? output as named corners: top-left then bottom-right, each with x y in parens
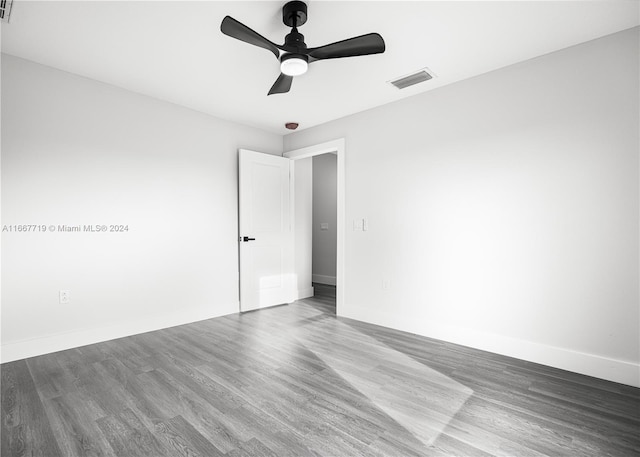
top-left (295, 318), bottom-right (474, 447)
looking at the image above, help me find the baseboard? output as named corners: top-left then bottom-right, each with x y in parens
top-left (340, 303), bottom-right (640, 388)
top-left (1, 304), bottom-right (238, 364)
top-left (296, 287), bottom-right (314, 300)
top-left (312, 274), bottom-right (336, 286)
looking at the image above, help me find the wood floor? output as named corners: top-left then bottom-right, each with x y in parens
top-left (2, 285), bottom-right (639, 456)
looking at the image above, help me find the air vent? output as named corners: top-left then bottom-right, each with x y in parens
top-left (389, 68), bottom-right (435, 90)
top-left (0, 0), bottom-right (14, 23)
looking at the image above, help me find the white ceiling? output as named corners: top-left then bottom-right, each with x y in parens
top-left (2, 1), bottom-right (638, 134)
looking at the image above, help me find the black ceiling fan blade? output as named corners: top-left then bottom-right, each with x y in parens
top-left (220, 16), bottom-right (280, 59)
top-left (307, 33), bottom-right (385, 60)
top-left (268, 73), bottom-right (293, 95)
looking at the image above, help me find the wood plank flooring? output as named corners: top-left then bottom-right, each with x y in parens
top-left (2, 284), bottom-right (639, 456)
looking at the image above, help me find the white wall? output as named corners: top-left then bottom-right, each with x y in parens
top-left (312, 153), bottom-right (337, 285)
top-left (294, 157), bottom-right (313, 299)
top-left (1, 54), bottom-right (282, 362)
top-left (284, 28), bottom-right (640, 387)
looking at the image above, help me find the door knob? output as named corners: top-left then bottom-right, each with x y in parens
top-left (242, 236), bottom-right (256, 242)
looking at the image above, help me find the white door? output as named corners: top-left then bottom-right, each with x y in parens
top-left (239, 149), bottom-right (295, 312)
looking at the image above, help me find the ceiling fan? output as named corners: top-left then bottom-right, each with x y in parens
top-left (220, 1), bottom-right (386, 95)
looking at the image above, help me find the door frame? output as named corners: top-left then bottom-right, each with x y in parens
top-left (284, 138), bottom-right (345, 313)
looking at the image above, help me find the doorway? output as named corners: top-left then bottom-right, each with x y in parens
top-left (284, 139), bottom-right (345, 314)
top-left (311, 153), bottom-right (337, 313)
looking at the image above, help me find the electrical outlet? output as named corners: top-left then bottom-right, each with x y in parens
top-left (59, 290), bottom-right (70, 304)
top-left (382, 279), bottom-right (390, 290)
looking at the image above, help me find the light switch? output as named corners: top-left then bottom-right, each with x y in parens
top-left (320, 223), bottom-right (329, 231)
top-left (363, 218), bottom-right (368, 231)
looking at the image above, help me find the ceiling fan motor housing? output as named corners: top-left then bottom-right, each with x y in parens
top-left (281, 53), bottom-right (309, 65)
top-left (284, 29), bottom-right (306, 50)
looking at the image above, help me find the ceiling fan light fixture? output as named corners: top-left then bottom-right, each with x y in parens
top-left (280, 53), bottom-right (308, 76)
